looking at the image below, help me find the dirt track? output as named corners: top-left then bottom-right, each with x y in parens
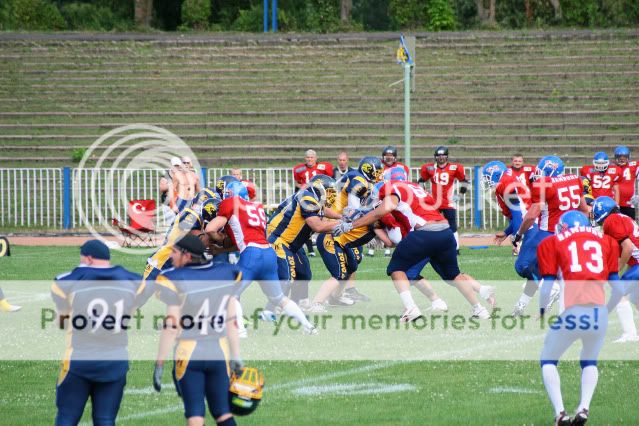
top-left (5, 234), bottom-right (497, 247)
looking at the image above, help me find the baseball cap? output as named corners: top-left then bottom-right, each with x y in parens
top-left (80, 239), bottom-right (111, 260)
top-left (170, 157), bottom-right (182, 167)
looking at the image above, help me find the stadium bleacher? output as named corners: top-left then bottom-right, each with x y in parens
top-left (0, 30), bottom-right (637, 167)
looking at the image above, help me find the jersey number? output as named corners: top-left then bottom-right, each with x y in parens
top-left (246, 205), bottom-right (266, 228)
top-left (87, 298), bottom-right (124, 333)
top-left (434, 172), bottom-right (449, 186)
top-left (557, 185), bottom-right (581, 210)
top-left (195, 295), bottom-right (230, 335)
top-left (304, 170), bottom-right (317, 183)
top-left (567, 240), bottom-right (604, 274)
top-left (623, 168), bottom-right (632, 181)
top-left (592, 175), bottom-right (611, 189)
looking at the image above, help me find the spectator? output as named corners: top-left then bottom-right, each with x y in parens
top-left (333, 151), bottom-right (354, 180)
top-left (292, 149), bottom-right (333, 191)
top-left (231, 168), bottom-right (257, 202)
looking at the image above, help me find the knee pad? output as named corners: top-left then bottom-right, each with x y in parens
top-left (540, 359), bottom-right (559, 367)
top-left (580, 360), bottom-right (597, 369)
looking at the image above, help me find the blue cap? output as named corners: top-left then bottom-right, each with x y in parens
top-left (80, 239), bottom-right (111, 260)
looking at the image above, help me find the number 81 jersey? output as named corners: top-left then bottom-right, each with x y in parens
top-left (217, 196), bottom-right (268, 252)
top-left (529, 174), bottom-right (583, 232)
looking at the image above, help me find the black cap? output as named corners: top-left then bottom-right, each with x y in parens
top-left (174, 234), bottom-right (206, 257)
top-left (80, 239), bottom-right (111, 260)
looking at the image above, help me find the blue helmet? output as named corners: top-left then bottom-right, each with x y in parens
top-left (556, 211), bottom-right (590, 234)
top-left (614, 146), bottom-right (630, 159)
top-left (224, 181), bottom-right (249, 200)
top-left (481, 161), bottom-right (507, 190)
top-left (592, 196), bottom-right (619, 225)
top-left (592, 152), bottom-right (609, 172)
top-left (383, 166), bottom-right (407, 182)
top-left (534, 155), bottom-right (564, 179)
top-left (215, 175), bottom-right (240, 198)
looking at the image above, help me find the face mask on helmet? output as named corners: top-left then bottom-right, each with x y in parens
top-left (215, 176), bottom-right (240, 198)
top-left (592, 152), bottom-right (609, 172)
top-left (228, 367), bottom-right (264, 416)
top-left (481, 161), bottom-right (506, 190)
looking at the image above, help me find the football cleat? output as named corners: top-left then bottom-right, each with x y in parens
top-left (512, 301), bottom-right (527, 317)
top-left (258, 310), bottom-right (277, 323)
top-left (430, 298), bottom-right (448, 313)
top-left (400, 306), bottom-right (423, 323)
top-left (471, 305), bottom-right (491, 320)
top-left (367, 248), bottom-right (375, 257)
top-left (298, 298), bottom-right (311, 311)
top-left (0, 300), bottom-right (21, 313)
top-left (305, 302), bottom-right (327, 313)
top-left (571, 408), bottom-right (588, 425)
top-left (344, 287), bottom-right (371, 302)
top-left (328, 295), bottom-right (355, 306)
top-left (555, 411), bottom-right (571, 426)
top-left (613, 333), bottom-right (639, 343)
top-left (308, 251), bottom-right (316, 257)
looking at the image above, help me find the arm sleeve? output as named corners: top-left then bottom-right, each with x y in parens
top-left (419, 165), bottom-right (430, 183)
top-left (505, 209), bottom-right (523, 237)
top-left (155, 275), bottom-right (181, 306)
top-left (456, 164), bottom-right (466, 181)
top-left (603, 215), bottom-right (628, 243)
top-left (217, 199), bottom-right (232, 220)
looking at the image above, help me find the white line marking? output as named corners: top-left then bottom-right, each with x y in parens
top-left (292, 382), bottom-right (416, 396)
top-left (488, 386), bottom-right (542, 395)
top-left (124, 383), bottom-right (174, 395)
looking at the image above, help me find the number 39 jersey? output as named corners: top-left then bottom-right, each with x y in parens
top-left (602, 212), bottom-right (639, 267)
top-left (529, 174), bottom-right (583, 232)
top-left (379, 181), bottom-right (446, 231)
top-left (538, 227), bottom-right (619, 309)
top-left (217, 196), bottom-right (268, 252)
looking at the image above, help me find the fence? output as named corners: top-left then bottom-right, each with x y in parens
top-left (0, 166), bottom-right (584, 231)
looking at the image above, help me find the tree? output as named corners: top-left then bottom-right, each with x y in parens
top-left (477, 0), bottom-right (496, 25)
top-left (340, 0), bottom-right (352, 25)
top-left (134, 0), bottom-right (153, 26)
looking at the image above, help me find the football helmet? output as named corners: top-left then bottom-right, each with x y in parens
top-left (592, 196), bottom-right (619, 225)
top-left (309, 174), bottom-right (337, 207)
top-left (224, 181), bottom-right (249, 200)
top-left (228, 366), bottom-right (264, 416)
top-left (382, 145), bottom-right (398, 166)
top-left (199, 198), bottom-right (218, 223)
top-left (215, 175), bottom-right (240, 198)
top-left (383, 166), bottom-right (407, 182)
top-left (614, 145), bottom-right (630, 165)
top-left (192, 187), bottom-right (219, 207)
top-left (534, 155), bottom-right (564, 180)
top-left (358, 156), bottom-right (384, 183)
top-left (481, 161), bottom-right (507, 190)
top-left (555, 211), bottom-right (590, 234)
top-left (592, 152), bottom-right (609, 172)
top-left (364, 181), bottom-right (385, 208)
top-left (434, 146), bottom-right (449, 165)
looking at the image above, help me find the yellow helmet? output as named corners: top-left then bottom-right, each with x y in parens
top-left (229, 367), bottom-right (264, 416)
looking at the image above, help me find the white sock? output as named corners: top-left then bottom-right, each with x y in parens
top-left (399, 290), bottom-right (417, 310)
top-left (578, 365), bottom-right (598, 412)
top-left (454, 231), bottom-right (460, 250)
top-left (616, 300), bottom-right (637, 336)
top-left (517, 293), bottom-right (532, 306)
top-left (479, 285), bottom-right (493, 300)
top-left (282, 300), bottom-right (313, 329)
top-left (235, 299), bottom-right (246, 331)
top-left (542, 364), bottom-right (564, 416)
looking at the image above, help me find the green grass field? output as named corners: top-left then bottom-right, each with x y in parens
top-left (0, 245), bottom-right (637, 425)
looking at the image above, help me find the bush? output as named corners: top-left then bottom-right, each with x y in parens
top-left (0, 0), bottom-right (66, 31)
top-left (182, 0), bottom-right (211, 30)
top-left (389, 0), bottom-right (427, 29)
top-left (426, 0), bottom-right (456, 31)
top-left (305, 0), bottom-right (341, 32)
top-left (71, 148), bottom-right (87, 163)
top-left (61, 2), bottom-right (122, 31)
top-left (230, 4), bottom-right (262, 32)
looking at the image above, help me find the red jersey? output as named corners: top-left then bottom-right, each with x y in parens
top-left (578, 165), bottom-right (619, 199)
top-left (380, 212), bottom-right (409, 238)
top-left (495, 173), bottom-right (531, 219)
top-left (530, 174), bottom-right (582, 232)
top-left (241, 179), bottom-right (257, 201)
top-left (507, 165), bottom-right (535, 188)
top-left (538, 227), bottom-right (619, 308)
top-left (379, 181), bottom-right (446, 232)
top-left (383, 162), bottom-right (410, 177)
top-left (419, 162), bottom-right (466, 209)
top-left (293, 162), bottom-right (334, 187)
top-left (613, 161), bottom-right (638, 207)
top-left (602, 212), bottom-right (639, 267)
top-left (217, 197), bottom-right (268, 252)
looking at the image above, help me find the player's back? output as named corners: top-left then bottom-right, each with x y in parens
top-left (334, 170), bottom-right (370, 213)
top-left (532, 174), bottom-right (582, 231)
top-left (267, 189), bottom-right (321, 251)
top-left (218, 196), bottom-right (268, 252)
top-left (603, 212), bottom-right (639, 266)
top-left (380, 181), bottom-right (445, 231)
top-left (538, 227), bottom-right (618, 308)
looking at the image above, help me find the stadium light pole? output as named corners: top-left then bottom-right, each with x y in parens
top-left (263, 0), bottom-right (268, 32)
top-left (404, 61), bottom-right (411, 168)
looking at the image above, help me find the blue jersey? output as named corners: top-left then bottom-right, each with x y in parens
top-left (52, 265), bottom-right (151, 381)
top-left (156, 261), bottom-right (241, 360)
top-left (267, 189), bottom-right (322, 252)
top-left (334, 170), bottom-right (371, 213)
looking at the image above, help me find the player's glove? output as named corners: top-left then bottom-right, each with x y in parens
top-left (511, 233), bottom-right (523, 247)
top-left (630, 195), bottom-right (639, 207)
top-left (153, 363), bottom-right (164, 392)
top-left (333, 221), bottom-right (353, 237)
top-left (230, 358), bottom-right (244, 377)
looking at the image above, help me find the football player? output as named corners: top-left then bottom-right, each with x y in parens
top-left (507, 153), bottom-right (535, 189)
top-left (0, 287), bottom-right (21, 312)
top-left (611, 146), bottom-right (639, 219)
top-left (419, 146), bottom-right (469, 251)
top-left (579, 152), bottom-right (619, 199)
top-left (205, 181), bottom-right (317, 335)
top-left (267, 175), bottom-right (340, 307)
top-left (591, 196), bottom-right (639, 343)
top-left (52, 240), bottom-right (153, 425)
top-left (153, 235), bottom-right (243, 426)
top-left (537, 211), bottom-right (623, 426)
top-left (381, 145), bottom-right (410, 176)
top-left (511, 155), bottom-right (589, 316)
top-left (143, 187), bottom-right (220, 282)
top-left (336, 179), bottom-right (494, 321)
